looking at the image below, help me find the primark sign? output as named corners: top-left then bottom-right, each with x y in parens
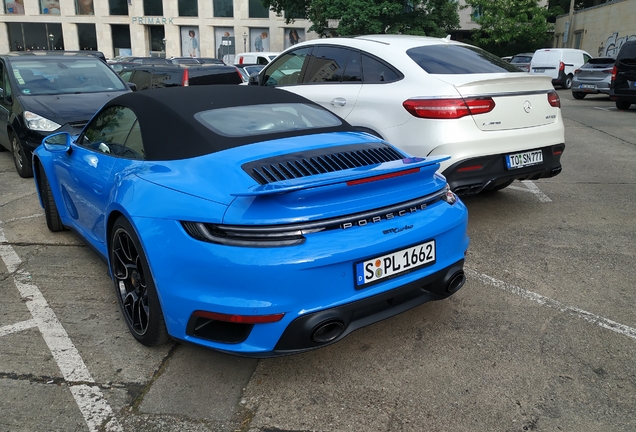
top-left (132, 17), bottom-right (175, 24)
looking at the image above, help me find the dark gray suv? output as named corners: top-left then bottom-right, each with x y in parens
top-left (610, 41), bottom-right (636, 110)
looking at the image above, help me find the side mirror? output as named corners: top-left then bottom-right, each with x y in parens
top-left (126, 82), bottom-right (137, 92)
top-left (42, 132), bottom-right (71, 152)
top-left (248, 73), bottom-right (260, 86)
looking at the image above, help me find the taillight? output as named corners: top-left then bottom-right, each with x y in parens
top-left (402, 97), bottom-right (495, 119)
top-left (238, 56), bottom-right (244, 64)
top-left (547, 90), bottom-right (560, 108)
top-left (602, 68), bottom-right (613, 74)
top-left (182, 69), bottom-right (189, 86)
top-left (559, 61), bottom-right (565, 71)
top-left (235, 67), bottom-right (243, 81)
top-left (611, 65), bottom-right (617, 81)
top-left (574, 68), bottom-right (581, 74)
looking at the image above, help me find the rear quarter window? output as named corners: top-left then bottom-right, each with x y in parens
top-left (406, 45), bottom-right (521, 74)
top-left (617, 43), bottom-right (636, 65)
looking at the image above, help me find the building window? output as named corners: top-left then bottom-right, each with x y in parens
top-left (471, 5), bottom-right (482, 21)
top-left (5, 0), bottom-right (25, 14)
top-left (144, 0), bottom-right (162, 16)
top-left (109, 0), bottom-right (127, 15)
top-left (573, 31), bottom-right (582, 49)
top-left (250, 28), bottom-right (269, 52)
top-left (111, 24), bottom-right (132, 56)
top-left (179, 0), bottom-right (197, 16)
top-left (213, 0), bottom-right (232, 17)
top-left (249, 0), bottom-right (268, 18)
top-left (284, 8), bottom-right (304, 20)
top-left (76, 0), bottom-right (94, 15)
top-left (10, 23), bottom-right (63, 50)
top-left (181, 26), bottom-right (200, 57)
top-left (78, 24), bottom-right (97, 50)
top-left (149, 25), bottom-right (166, 55)
top-left (40, 0), bottom-right (61, 15)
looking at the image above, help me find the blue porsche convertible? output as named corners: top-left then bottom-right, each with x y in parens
top-left (33, 85), bottom-right (469, 357)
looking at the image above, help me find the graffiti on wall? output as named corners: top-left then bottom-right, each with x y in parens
top-left (598, 32), bottom-right (636, 57)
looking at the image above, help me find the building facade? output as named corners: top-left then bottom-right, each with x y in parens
top-left (0, 0), bottom-right (316, 61)
top-left (554, 0), bottom-right (636, 57)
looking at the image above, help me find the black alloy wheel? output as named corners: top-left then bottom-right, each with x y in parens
top-left (10, 131), bottom-right (33, 178)
top-left (110, 216), bottom-right (169, 347)
top-left (37, 164), bottom-right (65, 232)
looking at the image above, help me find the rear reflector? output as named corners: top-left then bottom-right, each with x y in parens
top-left (547, 91), bottom-right (560, 108)
top-left (457, 165), bottom-right (483, 173)
top-left (346, 168), bottom-right (420, 186)
top-left (193, 310), bottom-right (284, 324)
top-left (403, 97), bottom-right (495, 119)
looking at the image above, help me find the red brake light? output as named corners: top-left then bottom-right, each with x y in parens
top-left (238, 56), bottom-right (244, 64)
top-left (402, 97), bottom-right (495, 119)
top-left (182, 68), bottom-right (189, 86)
top-left (547, 90), bottom-right (560, 108)
top-left (346, 168), bottom-right (420, 186)
top-left (193, 310), bottom-right (284, 324)
top-left (559, 61), bottom-right (565, 71)
top-left (611, 65), bottom-right (617, 81)
top-left (602, 68), bottom-right (613, 74)
top-left (574, 68), bottom-right (581, 74)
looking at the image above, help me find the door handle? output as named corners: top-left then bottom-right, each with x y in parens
top-left (331, 97), bottom-right (347, 107)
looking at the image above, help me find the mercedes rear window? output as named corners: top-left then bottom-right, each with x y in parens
top-left (407, 45), bottom-right (522, 74)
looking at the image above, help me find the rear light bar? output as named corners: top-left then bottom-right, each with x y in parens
top-left (611, 65), bottom-right (617, 82)
top-left (547, 91), bottom-right (560, 108)
top-left (193, 310), bottom-right (285, 324)
top-left (403, 97), bottom-right (495, 119)
top-left (346, 167), bottom-right (420, 186)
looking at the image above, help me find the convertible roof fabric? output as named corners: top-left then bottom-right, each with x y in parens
top-left (102, 85), bottom-right (355, 161)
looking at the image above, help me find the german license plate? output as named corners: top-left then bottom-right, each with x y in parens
top-left (534, 69), bottom-right (545, 73)
top-left (355, 240), bottom-right (436, 288)
top-left (505, 149), bottom-right (543, 169)
top-left (580, 84), bottom-right (595, 89)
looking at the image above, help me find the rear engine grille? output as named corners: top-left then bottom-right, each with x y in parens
top-left (243, 143), bottom-right (404, 185)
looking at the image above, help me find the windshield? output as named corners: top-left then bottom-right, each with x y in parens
top-left (11, 58), bottom-right (127, 95)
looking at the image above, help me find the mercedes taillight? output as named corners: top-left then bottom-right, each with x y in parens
top-left (402, 97), bottom-right (495, 119)
top-left (547, 90), bottom-right (560, 108)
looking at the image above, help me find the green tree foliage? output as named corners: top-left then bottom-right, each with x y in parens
top-left (265, 0), bottom-right (460, 37)
top-left (462, 0), bottom-right (553, 56)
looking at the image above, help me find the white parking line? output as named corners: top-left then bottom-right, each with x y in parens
top-left (0, 319), bottom-right (37, 337)
top-left (0, 213), bottom-right (44, 224)
top-left (466, 268), bottom-right (636, 341)
top-left (507, 180), bottom-right (552, 202)
top-left (0, 226), bottom-right (123, 432)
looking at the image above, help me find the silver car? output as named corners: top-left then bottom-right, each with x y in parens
top-left (572, 57), bottom-right (616, 99)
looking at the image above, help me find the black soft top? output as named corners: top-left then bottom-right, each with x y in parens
top-left (102, 85), bottom-right (355, 160)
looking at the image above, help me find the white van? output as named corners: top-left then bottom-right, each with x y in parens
top-left (529, 48), bottom-right (592, 89)
top-left (233, 52), bottom-right (280, 65)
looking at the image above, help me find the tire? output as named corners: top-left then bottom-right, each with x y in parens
top-left (10, 131), bottom-right (33, 178)
top-left (563, 74), bottom-right (573, 90)
top-left (485, 179), bottom-right (514, 193)
top-left (572, 92), bottom-right (586, 100)
top-left (37, 164), bottom-right (65, 232)
top-left (110, 216), bottom-right (169, 347)
top-left (616, 100), bottom-right (631, 110)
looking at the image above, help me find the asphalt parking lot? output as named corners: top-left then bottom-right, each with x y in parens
top-left (1, 90), bottom-right (635, 432)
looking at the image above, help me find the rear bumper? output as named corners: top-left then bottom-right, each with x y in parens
top-left (609, 89), bottom-right (636, 103)
top-left (220, 260), bottom-right (466, 357)
top-left (442, 143), bottom-right (565, 195)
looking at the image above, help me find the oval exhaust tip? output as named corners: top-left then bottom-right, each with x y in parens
top-left (311, 320), bottom-right (345, 343)
top-left (447, 271), bottom-right (466, 294)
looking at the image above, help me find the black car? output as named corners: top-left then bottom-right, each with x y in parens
top-left (118, 64), bottom-right (243, 91)
top-left (0, 51), bottom-right (131, 178)
top-left (610, 41), bottom-right (636, 110)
